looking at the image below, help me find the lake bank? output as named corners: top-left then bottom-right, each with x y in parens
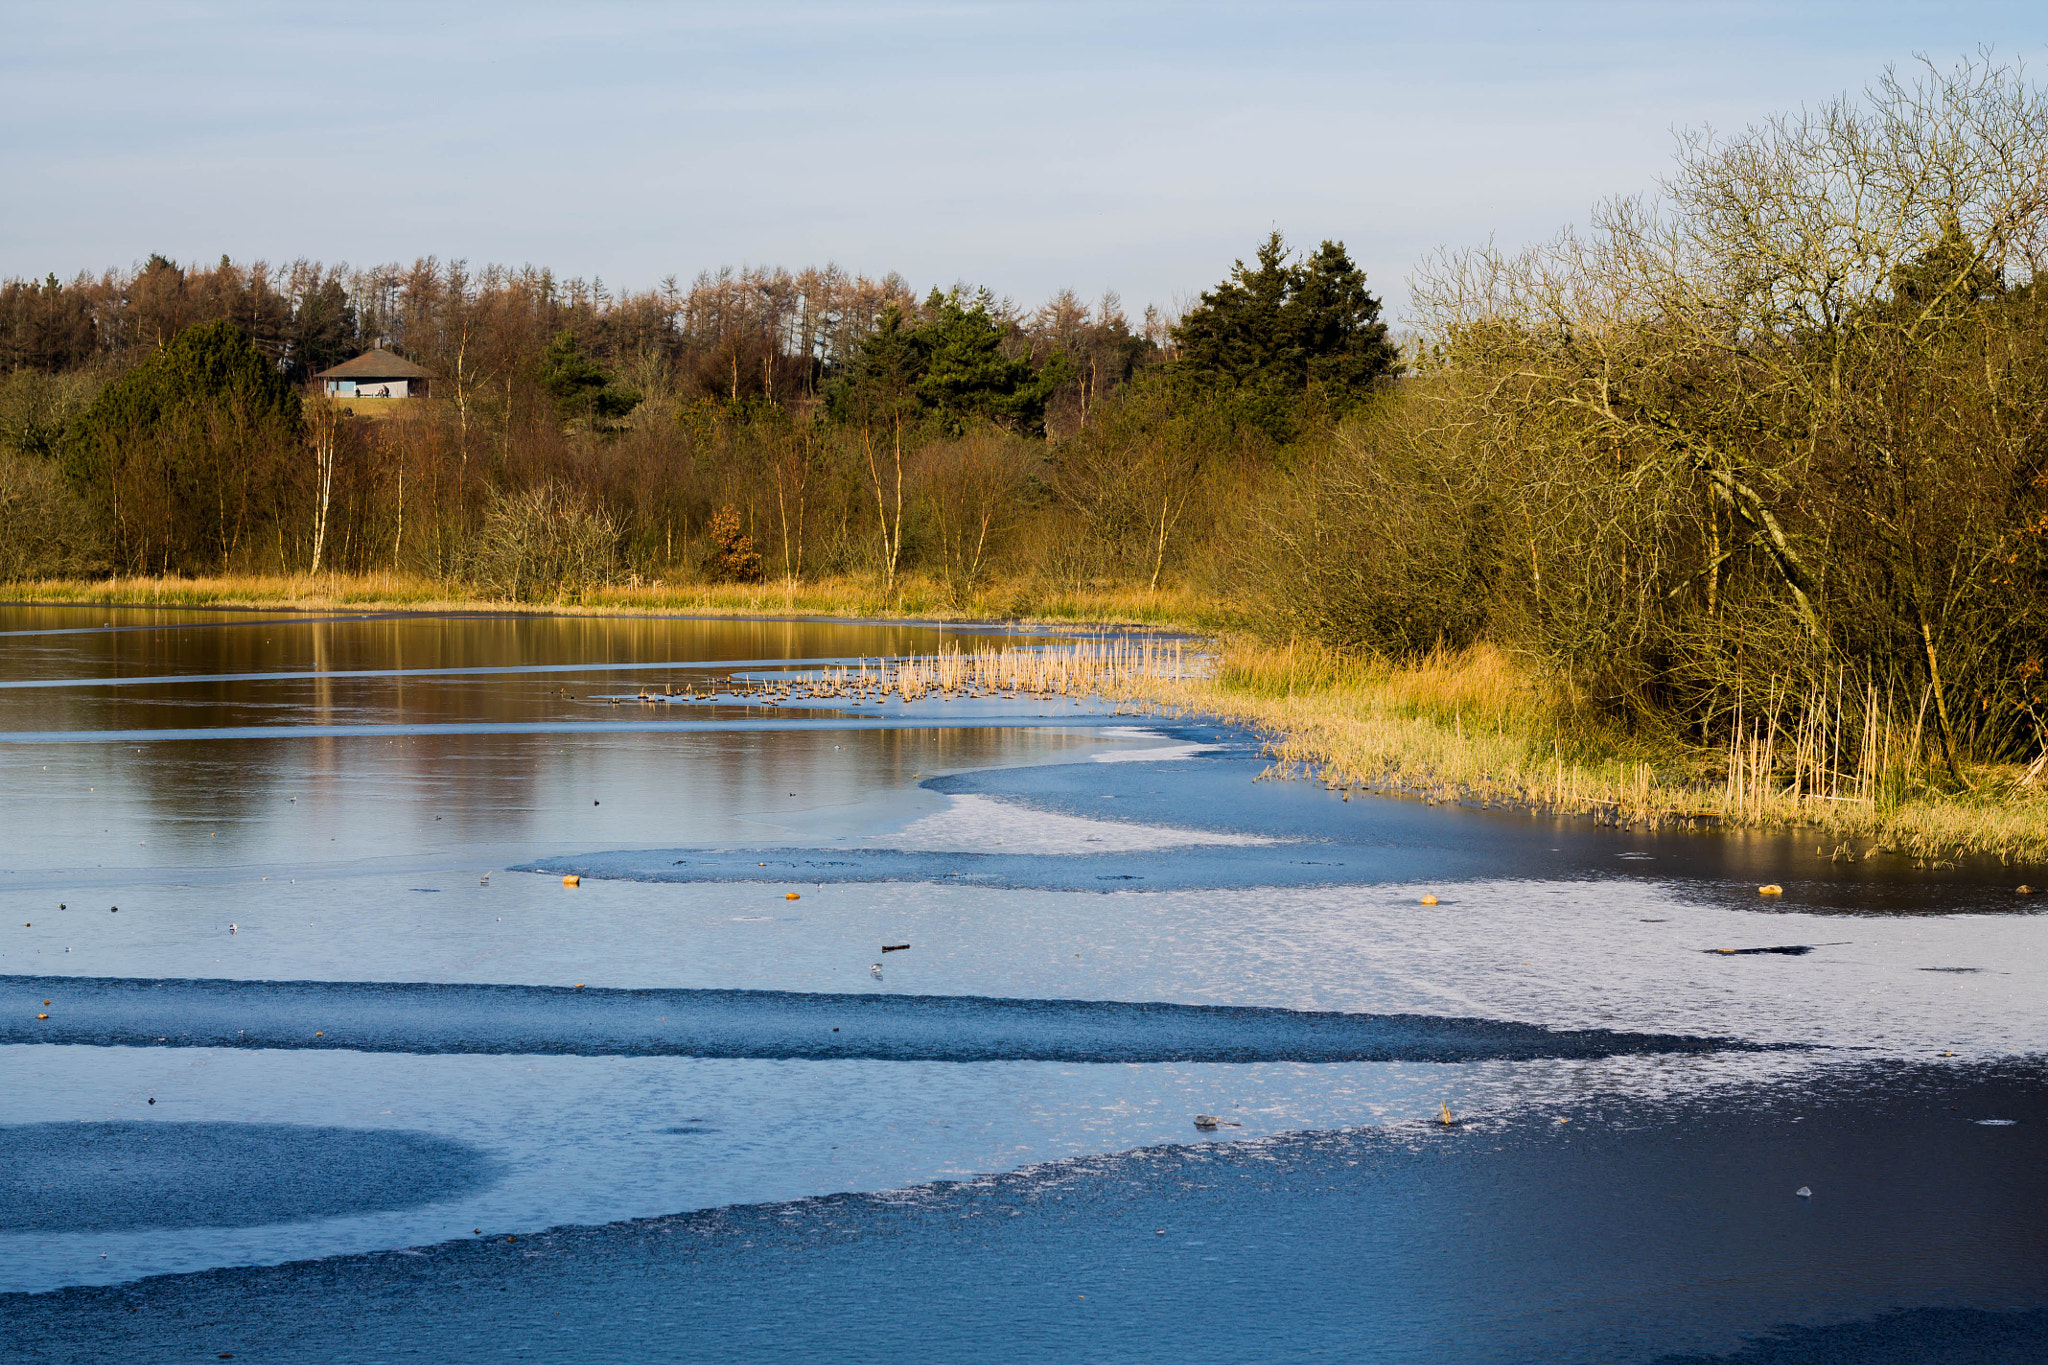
top-left (1160, 643), bottom-right (2048, 867)
top-left (0, 571), bottom-right (1224, 630)
top-left (8, 581), bottom-right (2045, 864)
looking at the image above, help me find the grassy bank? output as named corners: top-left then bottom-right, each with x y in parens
top-left (0, 572), bottom-right (1231, 630)
top-left (1161, 641), bottom-right (2048, 867)
top-left (6, 576), bottom-right (2043, 863)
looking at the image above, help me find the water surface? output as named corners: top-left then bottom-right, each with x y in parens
top-left (1, 603), bottom-right (2042, 1362)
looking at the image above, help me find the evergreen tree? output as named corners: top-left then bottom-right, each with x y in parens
top-left (60, 319), bottom-right (302, 572)
top-left (536, 330), bottom-right (641, 424)
top-left (288, 278), bottom-right (358, 381)
top-left (1172, 231), bottom-right (1397, 438)
top-left (835, 291), bottom-right (1066, 435)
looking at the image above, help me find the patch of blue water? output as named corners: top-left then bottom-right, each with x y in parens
top-left (1, 1122), bottom-right (495, 1233)
top-left (1, 975), bottom-right (1764, 1062)
top-left (5, 1061), bottom-right (2042, 1364)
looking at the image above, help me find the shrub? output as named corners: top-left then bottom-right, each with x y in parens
top-left (462, 483), bottom-right (618, 602)
top-left (0, 450), bottom-right (103, 580)
top-left (705, 504), bottom-right (763, 582)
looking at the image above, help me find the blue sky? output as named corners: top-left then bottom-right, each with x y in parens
top-left (2, 2), bottom-right (2044, 321)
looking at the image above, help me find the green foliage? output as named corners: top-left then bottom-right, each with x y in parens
top-left (62, 319), bottom-right (299, 472)
top-left (289, 278), bottom-right (358, 380)
top-left (1172, 232), bottom-right (1397, 440)
top-left (836, 292), bottom-right (1068, 435)
top-left (0, 368), bottom-right (103, 462)
top-left (536, 330), bottom-right (641, 424)
top-left (58, 320), bottom-right (302, 572)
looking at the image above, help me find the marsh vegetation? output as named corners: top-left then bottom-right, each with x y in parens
top-left (5, 56), bottom-right (2047, 854)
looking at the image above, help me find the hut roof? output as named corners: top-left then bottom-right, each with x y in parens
top-left (315, 348), bottom-right (434, 380)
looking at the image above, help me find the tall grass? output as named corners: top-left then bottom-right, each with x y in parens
top-left (1165, 640), bottom-right (2048, 864)
top-left (0, 571), bottom-right (1232, 629)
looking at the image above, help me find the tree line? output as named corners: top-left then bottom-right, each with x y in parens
top-left (5, 53), bottom-right (2044, 781)
top-left (1235, 54), bottom-right (2048, 776)
top-left (0, 232), bottom-right (1395, 600)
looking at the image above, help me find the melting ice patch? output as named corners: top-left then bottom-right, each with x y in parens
top-left (1088, 727), bottom-right (1224, 763)
top-left (1165, 879), bottom-right (2048, 1063)
top-left (878, 792), bottom-right (1269, 853)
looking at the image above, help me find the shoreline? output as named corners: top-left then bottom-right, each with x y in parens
top-left (0, 572), bottom-right (1224, 631)
top-left (1153, 652), bottom-right (2048, 869)
top-left (6, 579), bottom-right (2046, 865)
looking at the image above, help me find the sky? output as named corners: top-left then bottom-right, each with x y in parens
top-left (3, 1), bottom-right (2046, 324)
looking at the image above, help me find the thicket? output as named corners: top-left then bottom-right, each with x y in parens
top-left (0, 237), bottom-right (1391, 604)
top-left (6, 54), bottom-right (2046, 793)
top-left (1237, 54), bottom-right (2048, 782)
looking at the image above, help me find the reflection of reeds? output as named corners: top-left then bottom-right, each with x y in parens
top-left (760, 638), bottom-right (1196, 703)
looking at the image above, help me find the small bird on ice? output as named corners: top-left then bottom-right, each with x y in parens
top-left (869, 964), bottom-right (883, 978)
top-left (228, 923), bottom-right (237, 934)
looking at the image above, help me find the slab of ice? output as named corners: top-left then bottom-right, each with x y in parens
top-left (1088, 727), bottom-right (1223, 763)
top-left (878, 793), bottom-right (1270, 853)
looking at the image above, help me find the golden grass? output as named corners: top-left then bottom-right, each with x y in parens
top-left (328, 396), bottom-right (423, 422)
top-left (1157, 639), bottom-right (2048, 865)
top-left (0, 571), bottom-right (1228, 629)
top-left (8, 576), bottom-right (2040, 860)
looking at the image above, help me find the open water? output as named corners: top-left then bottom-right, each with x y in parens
top-left (0, 603), bottom-right (2042, 1362)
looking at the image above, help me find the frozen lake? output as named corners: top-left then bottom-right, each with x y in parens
top-left (1, 603), bottom-right (2042, 1362)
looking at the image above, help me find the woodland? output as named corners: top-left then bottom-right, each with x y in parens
top-left (4, 55), bottom-right (2048, 794)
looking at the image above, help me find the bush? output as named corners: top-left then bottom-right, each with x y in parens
top-left (0, 450), bottom-right (103, 580)
top-left (704, 504), bottom-right (763, 582)
top-left (462, 483), bottom-right (619, 601)
top-left (1233, 390), bottom-right (1496, 657)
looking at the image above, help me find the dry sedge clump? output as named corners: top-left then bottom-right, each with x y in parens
top-left (751, 638), bottom-right (1196, 705)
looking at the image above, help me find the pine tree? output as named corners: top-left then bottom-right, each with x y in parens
top-left (1172, 231), bottom-right (1396, 437)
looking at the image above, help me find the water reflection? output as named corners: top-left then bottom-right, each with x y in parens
top-left (2, 600), bottom-right (2042, 1365)
top-left (0, 605), bottom-right (1131, 875)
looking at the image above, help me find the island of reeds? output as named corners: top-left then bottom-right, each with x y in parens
top-left (4, 56), bottom-right (2046, 860)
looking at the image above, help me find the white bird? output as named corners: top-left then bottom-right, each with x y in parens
top-left (869, 964), bottom-right (883, 978)
top-left (228, 923), bottom-right (237, 934)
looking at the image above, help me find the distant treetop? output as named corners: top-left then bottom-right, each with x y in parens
top-left (1171, 231), bottom-right (1397, 428)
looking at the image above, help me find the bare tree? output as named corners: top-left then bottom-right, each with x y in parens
top-left (306, 396), bottom-right (342, 573)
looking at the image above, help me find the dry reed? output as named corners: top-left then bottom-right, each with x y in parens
top-left (1156, 640), bottom-right (2048, 864)
top-left (660, 638), bottom-right (1196, 706)
top-left (0, 572), bottom-right (1225, 629)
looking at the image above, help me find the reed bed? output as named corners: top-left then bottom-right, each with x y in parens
top-left (1155, 640), bottom-right (2048, 864)
top-left (638, 638), bottom-right (1198, 706)
top-left (0, 572), bottom-right (1223, 629)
